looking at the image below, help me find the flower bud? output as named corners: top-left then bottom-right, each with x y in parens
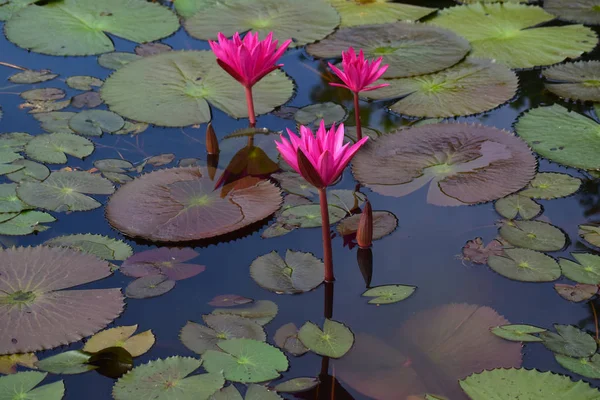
top-left (205, 122), bottom-right (219, 155)
top-left (297, 148), bottom-right (324, 188)
top-left (357, 200), bottom-right (373, 248)
top-left (356, 247), bottom-right (373, 288)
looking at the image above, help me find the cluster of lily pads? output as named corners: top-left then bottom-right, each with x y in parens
top-left (0, 0), bottom-right (600, 399)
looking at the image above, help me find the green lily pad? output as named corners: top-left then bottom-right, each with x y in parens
top-left (135, 42), bottom-right (172, 57)
top-left (20, 88), bottom-right (65, 102)
top-left (69, 110), bottom-right (125, 136)
top-left (298, 319), bottom-right (354, 358)
top-left (495, 195), bottom-right (541, 220)
top-left (337, 210), bottom-right (398, 240)
top-left (21, 99), bottom-right (71, 114)
top-left (579, 224), bottom-right (600, 247)
top-left (555, 353), bottom-right (600, 379)
top-left (113, 356), bottom-right (225, 400)
top-left (83, 325), bottom-right (155, 357)
top-left (0, 0), bottom-right (36, 21)
top-left (0, 210), bottom-right (55, 235)
top-left (94, 159), bottom-right (134, 173)
top-left (8, 69), bottom-right (58, 84)
top-left (491, 324), bottom-right (546, 342)
top-left (44, 234), bottom-right (133, 261)
top-left (344, 126), bottom-right (381, 143)
top-left (328, 0), bottom-right (436, 27)
top-left (499, 220), bottom-right (566, 251)
top-left (307, 22), bottom-right (470, 79)
top-left (294, 102), bottom-right (347, 127)
top-left (0, 212), bottom-right (18, 224)
top-left (125, 275), bottom-right (176, 299)
top-left (202, 339), bottom-right (289, 383)
top-left (365, 58), bottom-right (518, 118)
top-left (0, 132), bottom-right (32, 163)
top-left (271, 172), bottom-right (318, 198)
top-left (429, 3), bottom-right (597, 69)
top-left (0, 163), bottom-right (24, 176)
top-left (274, 377), bottom-right (319, 393)
top-left (0, 183), bottom-right (31, 213)
top-left (540, 324), bottom-right (597, 358)
top-left (37, 351), bottom-right (95, 375)
top-left (5, 0), bottom-right (179, 56)
top-left (34, 112), bottom-right (75, 133)
top-left (17, 171), bottom-right (114, 212)
top-left (98, 52), bottom-right (142, 70)
top-left (101, 50), bottom-right (294, 127)
top-left (66, 76), bottom-right (103, 91)
top-left (488, 248), bottom-right (562, 282)
top-left (211, 300), bottom-right (278, 326)
top-left (362, 285), bottom-right (417, 305)
top-left (113, 121), bottom-right (149, 136)
top-left (245, 385), bottom-right (282, 400)
top-left (5, 159), bottom-right (50, 183)
top-left (25, 132), bottom-right (94, 164)
top-left (559, 253), bottom-right (600, 284)
top-left (279, 204), bottom-right (347, 228)
top-left (459, 368), bottom-right (600, 399)
top-left (0, 372), bottom-right (64, 400)
top-left (519, 172), bottom-right (581, 199)
top-left (173, 0), bottom-right (218, 18)
top-left (209, 385), bottom-right (243, 400)
top-left (273, 323), bottom-right (309, 357)
top-left (250, 250), bottom-right (324, 294)
top-left (184, 0), bottom-right (339, 47)
top-left (543, 61), bottom-right (600, 102)
top-left (544, 0), bottom-right (600, 25)
top-left (327, 189), bottom-right (366, 212)
top-left (180, 314), bottom-right (266, 355)
top-left (555, 283), bottom-right (598, 302)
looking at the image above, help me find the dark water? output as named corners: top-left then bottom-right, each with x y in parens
top-left (1, 1), bottom-right (600, 399)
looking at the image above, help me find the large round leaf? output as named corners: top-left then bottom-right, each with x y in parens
top-left (44, 234), bottom-right (133, 261)
top-left (487, 248), bottom-right (561, 282)
top-left (429, 3), bottom-right (597, 69)
top-left (101, 51), bottom-right (294, 127)
top-left (0, 371), bottom-right (64, 400)
top-left (0, 0), bottom-right (36, 21)
top-left (544, 0), bottom-right (600, 25)
top-left (515, 104), bottom-right (600, 170)
top-left (559, 253), bottom-right (600, 284)
top-left (0, 183), bottom-right (31, 213)
top-left (499, 220), bottom-right (566, 251)
top-left (364, 58), bottom-right (518, 117)
top-left (298, 319), bottom-right (354, 359)
top-left (543, 61), bottom-right (600, 102)
top-left (250, 250), bottom-right (324, 294)
top-left (540, 324), bottom-right (597, 358)
top-left (0, 246), bottom-right (124, 354)
top-left (519, 172), bottom-right (581, 199)
top-left (5, 0), bottom-right (179, 56)
top-left (328, 0), bottom-right (436, 27)
top-left (24, 132), bottom-right (94, 164)
top-left (352, 123), bottom-right (536, 206)
top-left (125, 275), bottom-right (175, 299)
top-left (307, 22), bottom-right (470, 79)
top-left (184, 0), bottom-right (339, 47)
top-left (494, 194), bottom-right (541, 220)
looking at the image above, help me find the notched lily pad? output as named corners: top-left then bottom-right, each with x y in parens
top-left (328, 0), bottom-right (436, 27)
top-left (66, 76), bottom-right (104, 91)
top-left (125, 275), bottom-right (176, 299)
top-left (250, 250), bottom-right (324, 294)
top-left (36, 350), bottom-right (95, 375)
top-left (98, 52), bottom-right (141, 70)
top-left (544, 0), bottom-right (600, 25)
top-left (9, 69), bottom-right (58, 84)
top-left (579, 224), bottom-right (600, 248)
top-left (274, 323), bottom-right (309, 356)
top-left (555, 353), bottom-right (600, 380)
top-left (5, 159), bottom-right (49, 183)
top-left (25, 132), bottom-right (94, 164)
top-left (495, 194), bottom-right (541, 220)
top-left (211, 300), bottom-right (278, 326)
top-left (491, 324), bottom-right (546, 342)
top-left (20, 88), bottom-right (65, 102)
top-left (499, 220), bottom-right (566, 251)
top-left (488, 248), bottom-right (561, 282)
top-left (83, 325), bottom-right (155, 357)
top-left (0, 210), bottom-right (55, 235)
top-left (337, 210), bottom-right (398, 241)
top-left (274, 377), bottom-right (319, 393)
top-left (540, 324), bottom-right (597, 358)
top-left (519, 172), bottom-right (581, 199)
top-left (559, 252), bottom-right (600, 284)
top-left (294, 102), bottom-right (347, 127)
top-left (555, 283), bottom-right (598, 302)
top-left (298, 319), bottom-right (354, 359)
top-left (69, 110), bottom-right (125, 136)
top-left (0, 371), bottom-right (64, 399)
top-left (0, 183), bottom-right (32, 213)
top-left (121, 247), bottom-right (205, 281)
top-left (462, 237), bottom-right (504, 264)
top-left (362, 285), bottom-right (417, 305)
top-left (44, 234), bottom-right (133, 261)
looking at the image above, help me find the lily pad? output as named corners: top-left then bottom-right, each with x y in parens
top-left (273, 323), bottom-right (309, 356)
top-left (5, 159), bottom-right (49, 183)
top-left (274, 377), bottom-right (319, 393)
top-left (559, 253), bottom-right (600, 284)
top-left (362, 285), bottom-right (417, 305)
top-left (8, 69), bottom-right (58, 84)
top-left (245, 385), bottom-right (282, 400)
top-left (429, 3), bottom-right (598, 69)
top-left (0, 132), bottom-right (31, 164)
top-left (294, 102), bottom-right (347, 127)
top-left (499, 220), bottom-right (566, 251)
top-left (113, 356), bottom-right (225, 400)
top-left (69, 110), bottom-right (125, 136)
top-left (519, 172), bottom-right (581, 199)
top-left (121, 248), bottom-right (205, 281)
top-left (337, 210), bottom-right (398, 241)
top-left (0, 372), bottom-right (64, 399)
top-left (34, 112), bottom-right (75, 133)
top-left (5, 0), bottom-right (179, 56)
top-left (101, 50), bottom-right (294, 127)
top-left (66, 76), bottom-right (103, 91)
top-left (98, 52), bottom-right (141, 70)
top-left (36, 351), bottom-right (95, 375)
top-left (147, 154), bottom-right (176, 167)
top-left (271, 172), bottom-right (318, 198)
top-left (71, 92), bottom-right (103, 109)
top-left (365, 58), bottom-right (518, 118)
top-left (0, 0), bottom-right (36, 21)
top-left (459, 368), bottom-right (600, 399)
top-left (17, 171), bottom-right (114, 212)
top-left (495, 194), bottom-right (541, 220)
top-left (209, 385), bottom-right (243, 400)
top-left (24, 132), bottom-right (94, 164)
top-left (555, 353), bottom-right (600, 379)
top-left (279, 204), bottom-right (347, 228)
top-left (202, 339), bottom-right (289, 383)
top-left (543, 61), bottom-right (600, 102)
top-left (0, 163), bottom-right (24, 176)
top-left (44, 234), bottom-right (133, 261)
top-left (125, 275), bottom-right (176, 299)
top-left (579, 224), bottom-right (600, 247)
top-left (135, 42), bottom-right (172, 57)
top-left (462, 237), bottom-right (504, 264)
top-left (184, 0), bottom-right (339, 47)
top-left (211, 300), bottom-right (278, 326)
top-left (208, 295), bottom-right (253, 307)
top-left (83, 325), bottom-right (155, 357)
top-left (488, 248), bottom-right (561, 282)
top-left (250, 250), bottom-right (324, 294)
top-left (540, 324), bottom-right (597, 358)
top-left (94, 159), bottom-right (134, 173)
top-left (106, 168), bottom-right (282, 242)
top-left (555, 283), bottom-right (598, 302)
top-left (307, 22), bottom-right (470, 79)
top-left (0, 353), bottom-right (38, 375)
top-left (544, 0), bottom-right (600, 25)
top-left (491, 324), bottom-right (546, 342)
top-left (298, 319), bottom-right (354, 358)
top-left (21, 99), bottom-right (71, 114)
top-left (20, 88), bottom-right (65, 102)
top-left (328, 0), bottom-right (436, 27)
top-left (0, 246), bottom-right (124, 354)
top-left (0, 210), bottom-right (55, 235)
top-left (352, 123), bottom-right (536, 206)
top-left (0, 183), bottom-right (31, 213)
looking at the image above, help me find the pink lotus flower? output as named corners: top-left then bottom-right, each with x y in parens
top-left (276, 121), bottom-right (368, 189)
top-left (209, 32), bottom-right (292, 88)
top-left (328, 47), bottom-right (389, 93)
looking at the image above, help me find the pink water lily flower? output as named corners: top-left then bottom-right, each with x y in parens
top-left (328, 47), bottom-right (389, 93)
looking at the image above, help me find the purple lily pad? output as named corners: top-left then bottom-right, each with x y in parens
top-left (208, 294), bottom-right (253, 307)
top-left (462, 237), bottom-right (505, 264)
top-left (125, 275), bottom-right (176, 299)
top-left (121, 248), bottom-right (205, 281)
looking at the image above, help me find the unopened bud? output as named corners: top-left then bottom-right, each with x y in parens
top-left (356, 200), bottom-right (373, 248)
top-left (297, 148), bottom-right (324, 188)
top-left (205, 122), bottom-right (219, 155)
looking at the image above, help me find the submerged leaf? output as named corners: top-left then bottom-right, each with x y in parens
top-left (98, 52), bottom-right (141, 70)
top-left (212, 300), bottom-right (278, 326)
top-left (208, 295), bottom-right (253, 307)
top-left (274, 377), bottom-right (319, 393)
top-left (9, 69), bottom-right (58, 84)
top-left (66, 76), bottom-right (103, 91)
top-left (69, 110), bottom-right (125, 136)
top-left (0, 353), bottom-right (38, 375)
top-left (337, 210), bottom-right (398, 242)
top-left (0, 210), bottom-right (55, 235)
top-left (273, 323), bottom-right (309, 357)
top-left (84, 326), bottom-right (155, 357)
top-left (462, 237), bottom-right (504, 264)
top-left (579, 224), bottom-right (600, 248)
top-left (294, 102), bottom-right (347, 127)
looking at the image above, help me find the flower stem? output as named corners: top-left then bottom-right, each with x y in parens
top-left (244, 86), bottom-right (256, 128)
top-left (353, 91), bottom-right (362, 141)
top-left (319, 188), bottom-right (335, 282)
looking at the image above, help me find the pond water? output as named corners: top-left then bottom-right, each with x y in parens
top-left (1, 0), bottom-right (600, 399)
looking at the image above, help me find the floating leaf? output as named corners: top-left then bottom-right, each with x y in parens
top-left (0, 132), bottom-right (31, 164)
top-left (18, 171), bottom-right (114, 212)
top-left (460, 368), bottom-right (600, 399)
top-left (579, 224), bottom-right (600, 248)
top-left (0, 353), bottom-right (38, 375)
top-left (202, 339), bottom-right (288, 383)
top-left (0, 183), bottom-right (31, 213)
top-left (5, 0), bottom-right (179, 56)
top-left (274, 377), bottom-right (319, 393)
top-left (271, 172), bottom-right (318, 198)
top-left (250, 250), bottom-right (324, 294)
top-left (495, 194), bottom-right (541, 220)
top-left (0, 163), bottom-right (24, 176)
top-left (5, 159), bottom-right (49, 183)
top-left (298, 319), bottom-right (354, 359)
top-left (344, 126), bottom-right (381, 143)
top-left (21, 99), bottom-right (70, 114)
top-left (273, 323), bottom-right (309, 356)
top-left (499, 220), bottom-right (566, 251)
top-left (209, 385), bottom-right (243, 400)
top-left (555, 353), bottom-right (600, 379)
top-left (101, 51), bottom-right (294, 127)
top-left (0, 371), bottom-right (64, 399)
top-left (0, 0), bottom-right (36, 21)
top-left (208, 295), bottom-right (253, 307)
top-left (307, 22), bottom-right (470, 78)
top-left (98, 52), bottom-right (141, 70)
top-left (106, 168), bottom-right (282, 242)
top-left (543, 61), bottom-right (600, 102)
top-left (66, 76), bottom-right (103, 91)
top-left (20, 88), bottom-right (65, 102)
top-left (69, 110), bottom-right (125, 136)
top-left (362, 285), bottom-right (416, 305)
top-left (544, 0), bottom-right (600, 25)
top-left (135, 42), bottom-right (172, 57)
top-left (36, 351), bottom-right (95, 375)
top-left (71, 92), bottom-right (103, 109)
top-left (184, 0), bottom-right (339, 47)
top-left (328, 0), bottom-right (436, 27)
top-left (462, 237), bottom-right (504, 264)
top-left (34, 111), bottom-right (75, 133)
top-left (8, 69), bottom-right (57, 84)
top-left (559, 253), bottom-right (600, 284)
top-left (147, 153), bottom-right (176, 167)
top-left (488, 248), bottom-right (561, 282)
top-left (94, 159), bottom-right (134, 173)
top-left (83, 325), bottom-right (155, 357)
top-left (491, 324), bottom-right (546, 342)
top-left (212, 300), bottom-right (278, 326)
top-left (352, 123), bottom-right (536, 206)
top-left (555, 283), bottom-right (598, 302)
top-left (540, 324), bottom-right (597, 358)
top-left (121, 248), bottom-right (205, 281)
top-left (245, 385), bottom-right (282, 400)
top-left (365, 58), bottom-right (518, 118)
top-left (327, 189), bottom-right (366, 212)
top-left (519, 172), bottom-right (581, 199)
top-left (24, 132), bottom-right (94, 164)
top-left (0, 210), bottom-right (55, 235)
top-left (125, 275), bottom-right (175, 299)
top-left (0, 246), bottom-right (124, 354)
top-left (279, 204), bottom-right (347, 228)
top-left (113, 356), bottom-right (225, 400)
top-left (294, 102), bottom-right (347, 127)
top-left (44, 234), bottom-right (133, 261)
top-left (337, 210), bottom-right (398, 241)
top-left (430, 3), bottom-right (598, 69)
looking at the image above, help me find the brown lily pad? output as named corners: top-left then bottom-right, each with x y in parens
top-left (121, 247), bottom-right (205, 281)
top-left (462, 237), bottom-right (504, 264)
top-left (554, 283), bottom-right (598, 302)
